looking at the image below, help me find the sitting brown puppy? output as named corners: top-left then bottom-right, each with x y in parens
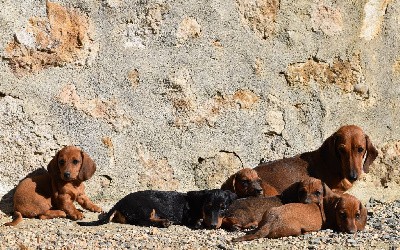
top-left (254, 125), bottom-right (378, 193)
top-left (233, 188), bottom-right (366, 241)
top-left (222, 177), bottom-right (325, 231)
top-left (5, 146), bottom-right (101, 226)
top-left (221, 168), bottom-right (278, 198)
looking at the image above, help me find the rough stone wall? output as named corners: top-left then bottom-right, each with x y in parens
top-left (1, 0), bottom-right (400, 209)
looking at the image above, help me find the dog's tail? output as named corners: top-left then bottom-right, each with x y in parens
top-left (4, 211), bottom-right (23, 226)
top-left (232, 224), bottom-right (270, 242)
top-left (77, 207), bottom-right (116, 226)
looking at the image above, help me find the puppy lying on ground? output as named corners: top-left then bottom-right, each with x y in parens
top-left (233, 188), bottom-right (366, 241)
top-left (77, 189), bottom-right (237, 229)
top-left (5, 146), bottom-right (101, 226)
top-left (222, 177), bottom-right (325, 231)
top-left (254, 125), bottom-right (378, 193)
top-left (221, 168), bottom-right (278, 198)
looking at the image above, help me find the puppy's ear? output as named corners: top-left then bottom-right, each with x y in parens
top-left (322, 183), bottom-right (333, 197)
top-left (221, 174), bottom-right (236, 193)
top-left (78, 151), bottom-right (97, 181)
top-left (47, 151), bottom-right (60, 180)
top-left (225, 190), bottom-right (238, 204)
top-left (320, 132), bottom-right (340, 163)
top-left (363, 135), bottom-right (378, 173)
top-left (357, 202), bottom-right (367, 231)
top-left (280, 181), bottom-right (301, 203)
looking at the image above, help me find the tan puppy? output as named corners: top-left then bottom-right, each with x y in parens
top-left (221, 168), bottom-right (278, 198)
top-left (5, 146), bottom-right (101, 226)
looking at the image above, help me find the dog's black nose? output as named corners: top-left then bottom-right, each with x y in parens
top-left (349, 171), bottom-right (358, 181)
top-left (210, 224), bottom-right (218, 229)
top-left (64, 172), bottom-right (71, 179)
top-left (255, 188), bottom-right (263, 195)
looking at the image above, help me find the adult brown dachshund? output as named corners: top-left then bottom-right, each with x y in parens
top-left (254, 125), bottom-right (378, 193)
top-left (222, 177), bottom-right (325, 231)
top-left (5, 146), bottom-right (101, 226)
top-left (233, 189), bottom-right (367, 241)
top-left (221, 168), bottom-right (278, 198)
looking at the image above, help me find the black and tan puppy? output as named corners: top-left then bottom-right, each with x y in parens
top-left (222, 177), bottom-right (325, 231)
top-left (77, 189), bottom-right (237, 229)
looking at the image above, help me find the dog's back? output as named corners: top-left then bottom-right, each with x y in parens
top-left (78, 190), bottom-right (187, 227)
top-left (233, 202), bottom-right (323, 241)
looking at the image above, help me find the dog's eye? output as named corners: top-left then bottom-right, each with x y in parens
top-left (339, 212), bottom-right (347, 220)
top-left (58, 159), bottom-right (65, 165)
top-left (357, 147), bottom-right (364, 153)
top-left (315, 191), bottom-right (321, 196)
top-left (355, 213), bottom-right (361, 219)
top-left (72, 159), bottom-right (79, 165)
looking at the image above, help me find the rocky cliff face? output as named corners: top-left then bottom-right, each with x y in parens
top-left (1, 0), bottom-right (399, 208)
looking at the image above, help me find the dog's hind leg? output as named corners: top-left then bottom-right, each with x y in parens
top-left (4, 211), bottom-right (23, 226)
top-left (149, 209), bottom-right (172, 227)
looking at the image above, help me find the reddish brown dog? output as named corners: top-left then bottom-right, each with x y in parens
top-left (221, 168), bottom-right (278, 198)
top-left (254, 125), bottom-right (378, 193)
top-left (5, 146), bottom-right (101, 226)
top-left (222, 177), bottom-right (325, 231)
top-left (233, 189), bottom-right (367, 241)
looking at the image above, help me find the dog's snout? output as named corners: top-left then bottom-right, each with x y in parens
top-left (255, 188), bottom-right (263, 194)
top-left (210, 224), bottom-right (218, 229)
top-left (64, 172), bottom-right (71, 179)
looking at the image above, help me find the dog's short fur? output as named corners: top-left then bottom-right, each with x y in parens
top-left (5, 146), bottom-right (101, 226)
top-left (221, 168), bottom-right (278, 198)
top-left (77, 189), bottom-right (237, 229)
top-left (233, 188), bottom-right (367, 241)
top-left (254, 125), bottom-right (378, 193)
top-left (222, 178), bottom-right (325, 231)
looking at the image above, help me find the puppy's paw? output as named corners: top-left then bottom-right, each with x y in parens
top-left (89, 204), bottom-right (102, 213)
top-left (69, 211), bottom-right (84, 220)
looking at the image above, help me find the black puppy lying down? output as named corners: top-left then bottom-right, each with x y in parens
top-left (77, 189), bottom-right (237, 229)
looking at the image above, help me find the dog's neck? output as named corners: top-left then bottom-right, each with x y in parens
top-left (322, 194), bottom-right (340, 230)
top-left (301, 148), bottom-right (346, 191)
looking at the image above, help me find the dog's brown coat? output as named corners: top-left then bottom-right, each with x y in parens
top-left (5, 146), bottom-right (101, 226)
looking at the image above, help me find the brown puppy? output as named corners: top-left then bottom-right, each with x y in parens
top-left (233, 189), bottom-right (366, 241)
top-left (324, 193), bottom-right (367, 233)
top-left (222, 177), bottom-right (325, 231)
top-left (221, 168), bottom-right (278, 198)
top-left (254, 125), bottom-right (378, 193)
top-left (5, 146), bottom-right (101, 226)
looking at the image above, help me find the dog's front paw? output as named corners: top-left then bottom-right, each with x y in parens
top-left (69, 211), bottom-right (84, 220)
top-left (89, 204), bottom-right (102, 213)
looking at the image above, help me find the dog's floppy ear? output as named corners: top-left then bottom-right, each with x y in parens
top-left (357, 201), bottom-right (367, 231)
top-left (363, 135), bottom-right (378, 173)
top-left (78, 151), bottom-right (97, 181)
top-left (320, 132), bottom-right (339, 161)
top-left (225, 190), bottom-right (238, 204)
top-left (221, 173), bottom-right (236, 193)
top-left (280, 181), bottom-right (301, 203)
top-left (322, 182), bottom-right (334, 197)
top-left (47, 151), bottom-right (60, 180)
